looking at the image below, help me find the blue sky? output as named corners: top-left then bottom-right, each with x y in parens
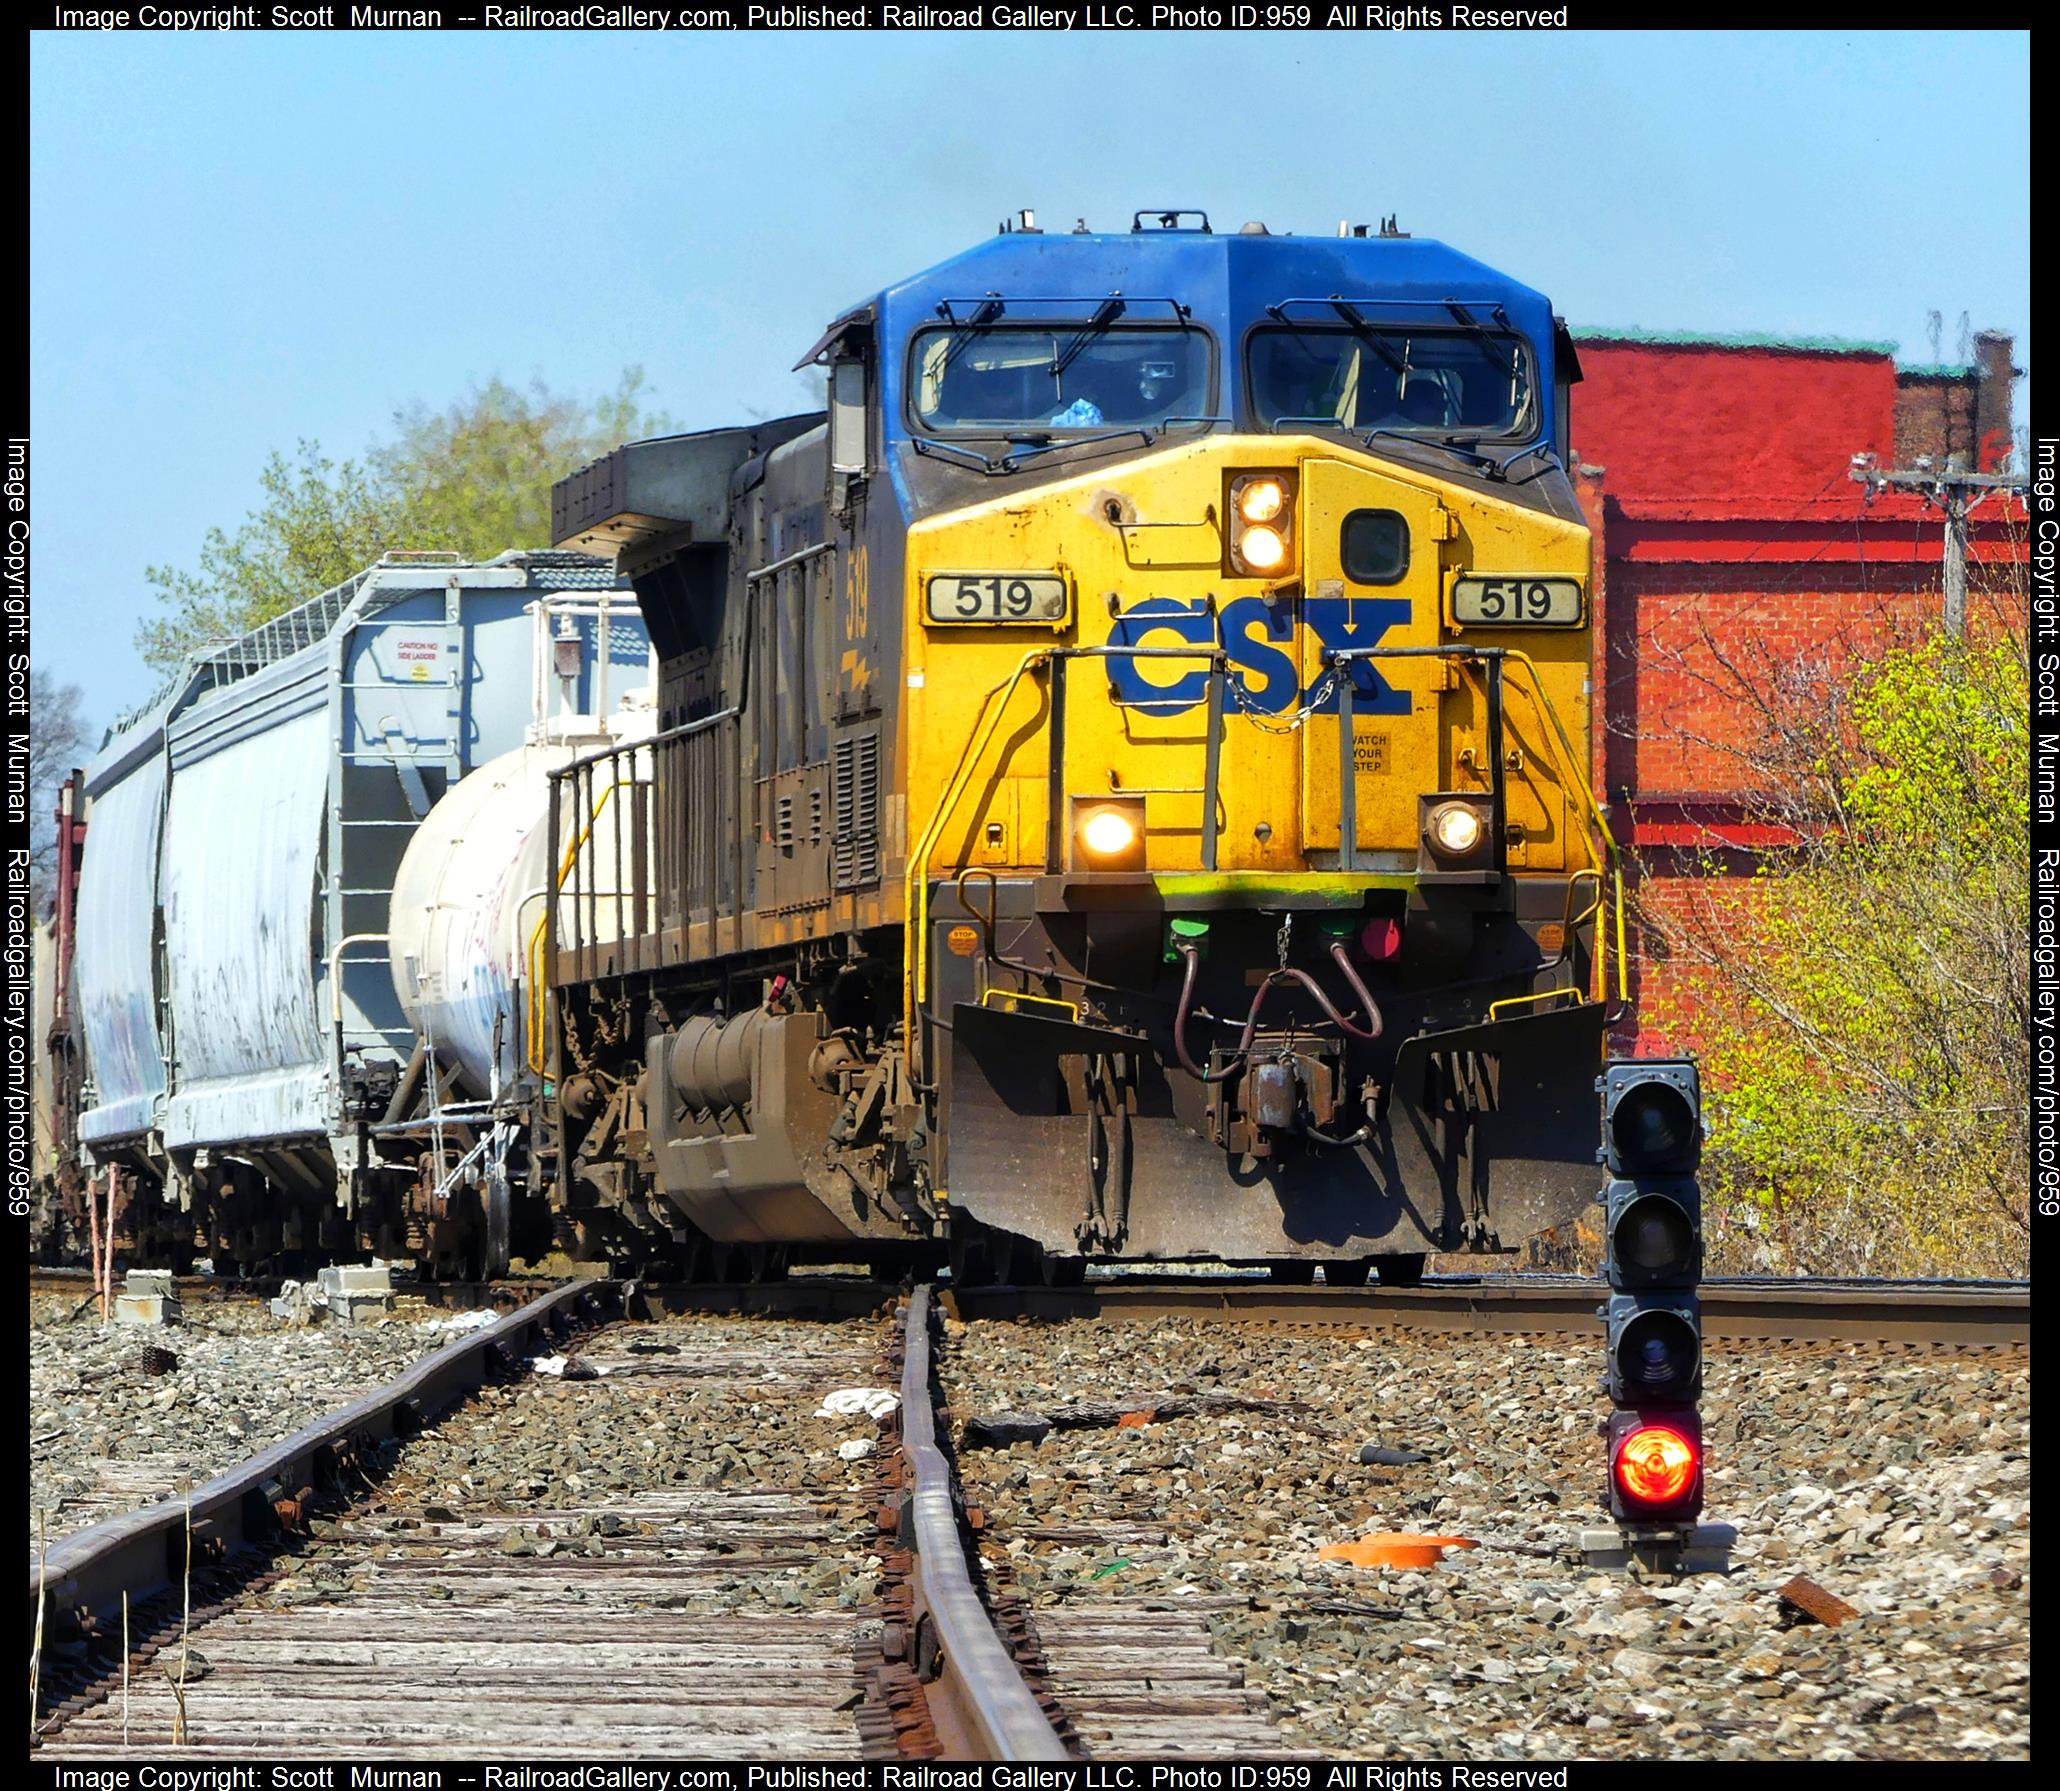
top-left (30, 28), bottom-right (2030, 731)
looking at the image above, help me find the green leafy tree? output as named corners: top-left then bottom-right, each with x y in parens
top-left (140, 370), bottom-right (667, 670)
top-left (1636, 624), bottom-right (2030, 1276)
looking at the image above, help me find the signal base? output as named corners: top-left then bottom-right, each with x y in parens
top-left (1577, 1521), bottom-right (1737, 1576)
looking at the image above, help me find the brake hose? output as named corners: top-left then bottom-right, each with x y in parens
top-left (1173, 941), bottom-right (1386, 1081)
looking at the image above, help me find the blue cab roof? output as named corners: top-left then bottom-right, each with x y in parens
top-left (856, 225), bottom-right (1563, 447)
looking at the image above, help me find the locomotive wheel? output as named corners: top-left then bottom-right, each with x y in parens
top-left (1324, 1259), bottom-right (1375, 1287)
top-left (665, 1233), bottom-right (709, 1283)
top-left (483, 1169), bottom-right (512, 1280)
top-left (947, 1234), bottom-right (1001, 1289)
top-left (1269, 1261), bottom-right (1318, 1285)
top-left (743, 1244), bottom-right (789, 1284)
top-left (1373, 1253), bottom-right (1427, 1287)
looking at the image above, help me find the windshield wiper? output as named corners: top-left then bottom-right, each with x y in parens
top-left (1281, 297), bottom-right (1413, 381)
top-left (911, 415), bottom-right (1225, 477)
top-left (1050, 295), bottom-right (1127, 380)
top-left (1443, 301), bottom-right (1519, 380)
top-left (938, 296), bottom-right (1006, 376)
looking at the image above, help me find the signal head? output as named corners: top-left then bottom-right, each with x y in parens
top-left (1604, 1178), bottom-right (1702, 1290)
top-left (1603, 1060), bottom-right (1702, 1176)
top-left (1608, 1409), bottom-right (1704, 1524)
top-left (1605, 1293), bottom-right (1702, 1404)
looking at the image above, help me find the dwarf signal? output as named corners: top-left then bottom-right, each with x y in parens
top-left (1600, 1059), bottom-right (1705, 1525)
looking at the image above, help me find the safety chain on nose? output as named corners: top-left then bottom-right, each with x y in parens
top-left (1275, 913), bottom-right (1293, 971)
top-left (1226, 665), bottom-right (1338, 734)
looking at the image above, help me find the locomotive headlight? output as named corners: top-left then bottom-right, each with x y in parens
top-left (1426, 801), bottom-right (1485, 857)
top-left (1071, 796), bottom-right (1148, 871)
top-left (1081, 810), bottom-right (1137, 856)
top-left (1237, 525), bottom-right (1288, 572)
top-left (1236, 476), bottom-right (1288, 524)
top-left (1227, 470), bottom-right (1297, 577)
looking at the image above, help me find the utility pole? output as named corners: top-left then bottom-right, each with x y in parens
top-left (1849, 455), bottom-right (2025, 637)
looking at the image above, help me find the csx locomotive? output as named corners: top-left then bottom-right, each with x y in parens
top-left (539, 209), bottom-right (1621, 1283)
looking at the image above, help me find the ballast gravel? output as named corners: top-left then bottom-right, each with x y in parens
top-left (29, 1294), bottom-right (460, 1545)
top-left (944, 1315), bottom-right (2029, 1761)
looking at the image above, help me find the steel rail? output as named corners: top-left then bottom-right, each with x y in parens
top-left (27, 1277), bottom-right (622, 1650)
top-left (897, 1284), bottom-right (1072, 1760)
top-left (944, 1276), bottom-right (2030, 1347)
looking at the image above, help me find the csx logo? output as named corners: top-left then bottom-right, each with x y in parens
top-left (1107, 595), bottom-right (1413, 716)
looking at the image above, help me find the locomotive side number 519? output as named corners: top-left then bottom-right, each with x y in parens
top-left (1451, 575), bottom-right (1584, 628)
top-left (926, 572), bottom-right (1069, 625)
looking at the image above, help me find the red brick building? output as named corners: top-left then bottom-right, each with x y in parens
top-left (1565, 328), bottom-right (2024, 1051)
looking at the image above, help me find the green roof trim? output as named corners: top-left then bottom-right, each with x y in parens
top-left (1896, 363), bottom-right (1978, 380)
top-left (1572, 326), bottom-right (1899, 358)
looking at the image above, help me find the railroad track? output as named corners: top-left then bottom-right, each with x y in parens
top-left (28, 1280), bottom-right (1072, 1759)
top-left (28, 1273), bottom-right (2028, 1760)
top-left (27, 1266), bottom-right (571, 1311)
top-left (32, 1265), bottom-right (2030, 1346)
top-left (947, 1274), bottom-right (2030, 1348)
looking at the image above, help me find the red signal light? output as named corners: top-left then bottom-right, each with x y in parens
top-left (1613, 1422), bottom-right (1700, 1511)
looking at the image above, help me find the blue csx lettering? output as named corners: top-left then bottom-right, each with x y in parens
top-left (1105, 596), bottom-right (1413, 715)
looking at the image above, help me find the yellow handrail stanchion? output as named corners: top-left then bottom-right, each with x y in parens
top-left (902, 650), bottom-right (1051, 1076)
top-left (527, 775), bottom-right (642, 1075)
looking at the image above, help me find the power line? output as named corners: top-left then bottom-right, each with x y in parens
top-left (1848, 454), bottom-right (2026, 637)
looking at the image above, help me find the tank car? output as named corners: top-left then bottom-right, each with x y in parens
top-left (542, 210), bottom-right (1619, 1283)
top-left (66, 550), bottom-right (649, 1274)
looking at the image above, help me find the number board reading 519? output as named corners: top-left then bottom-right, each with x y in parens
top-left (927, 571), bottom-right (1070, 625)
top-left (1452, 575), bottom-right (1584, 628)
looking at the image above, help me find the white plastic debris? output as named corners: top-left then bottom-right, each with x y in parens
top-left (423, 1308), bottom-right (499, 1334)
top-left (531, 1355), bottom-right (609, 1379)
top-left (837, 1439), bottom-right (877, 1461)
top-left (815, 1387), bottom-right (900, 1421)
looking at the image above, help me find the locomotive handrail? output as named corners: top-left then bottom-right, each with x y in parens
top-left (530, 768), bottom-right (650, 1072)
top-left (906, 649), bottom-right (1052, 1073)
top-left (745, 540), bottom-right (837, 582)
top-left (905, 641), bottom-right (1235, 1073)
top-left (545, 704), bottom-right (740, 785)
top-left (1324, 642), bottom-right (1629, 1003)
top-left (930, 292), bottom-right (1195, 324)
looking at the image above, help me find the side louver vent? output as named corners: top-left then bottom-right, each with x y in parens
top-left (832, 731), bottom-right (881, 890)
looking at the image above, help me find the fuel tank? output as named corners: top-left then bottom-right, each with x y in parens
top-left (389, 716), bottom-right (652, 1100)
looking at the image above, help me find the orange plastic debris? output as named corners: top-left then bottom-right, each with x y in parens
top-left (1116, 1410), bottom-right (1155, 1429)
top-left (1319, 1533), bottom-right (1481, 1570)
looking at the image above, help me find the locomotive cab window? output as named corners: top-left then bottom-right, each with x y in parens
top-left (911, 325), bottom-right (1211, 432)
top-left (1340, 509), bottom-right (1409, 585)
top-left (1247, 325), bottom-right (1534, 438)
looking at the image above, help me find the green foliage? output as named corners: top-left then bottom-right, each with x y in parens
top-left (140, 371), bottom-right (668, 670)
top-left (1844, 634), bottom-right (2028, 854)
top-left (1644, 632), bottom-right (2030, 1276)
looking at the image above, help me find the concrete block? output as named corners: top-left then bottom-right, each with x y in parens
top-left (269, 1280), bottom-right (316, 1323)
top-left (123, 1269), bottom-right (176, 1298)
top-left (319, 1263), bottom-right (394, 1297)
top-left (1579, 1522), bottom-right (1736, 1575)
top-left (327, 1290), bottom-right (394, 1326)
top-left (115, 1294), bottom-right (182, 1327)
